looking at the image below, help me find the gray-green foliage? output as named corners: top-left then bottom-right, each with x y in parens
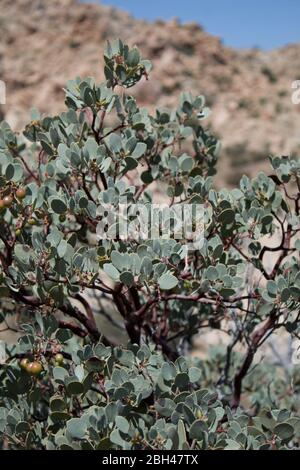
top-left (1, 316), bottom-right (300, 450)
top-left (0, 39), bottom-right (300, 450)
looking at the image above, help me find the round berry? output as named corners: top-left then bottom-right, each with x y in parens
top-left (27, 361), bottom-right (43, 376)
top-left (16, 187), bottom-right (26, 200)
top-left (54, 353), bottom-right (64, 365)
top-left (3, 196), bottom-right (13, 208)
top-left (20, 358), bottom-right (30, 370)
top-left (28, 218), bottom-right (37, 226)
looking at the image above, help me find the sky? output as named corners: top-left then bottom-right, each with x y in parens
top-left (89, 0), bottom-right (300, 50)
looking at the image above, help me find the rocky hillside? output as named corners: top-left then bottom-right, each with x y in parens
top-left (1, 0), bottom-right (300, 184)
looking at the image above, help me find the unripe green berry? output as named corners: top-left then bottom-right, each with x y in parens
top-left (28, 218), bottom-right (37, 226)
top-left (54, 353), bottom-right (64, 365)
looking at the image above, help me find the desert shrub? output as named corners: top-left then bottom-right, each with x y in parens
top-left (261, 66), bottom-right (278, 84)
top-left (2, 329), bottom-right (300, 450)
top-left (0, 39), bottom-right (300, 450)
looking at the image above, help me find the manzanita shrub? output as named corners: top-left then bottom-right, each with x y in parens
top-left (1, 39), bottom-right (300, 450)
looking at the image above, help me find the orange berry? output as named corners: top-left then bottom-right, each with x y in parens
top-left (3, 196), bottom-right (13, 208)
top-left (16, 187), bottom-right (26, 200)
top-left (20, 358), bottom-right (29, 370)
top-left (27, 361), bottom-right (43, 376)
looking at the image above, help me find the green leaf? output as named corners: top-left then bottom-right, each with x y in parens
top-left (174, 372), bottom-right (189, 391)
top-left (219, 288), bottom-right (235, 298)
top-left (67, 418), bottom-right (87, 440)
top-left (124, 156), bottom-right (138, 171)
top-left (219, 209), bottom-right (235, 224)
top-left (120, 271), bottom-right (134, 287)
top-left (85, 357), bottom-right (103, 372)
top-left (127, 47), bottom-right (140, 67)
top-left (103, 263), bottom-right (120, 281)
top-left (267, 280), bottom-right (277, 296)
top-left (177, 420), bottom-right (187, 450)
top-left (158, 272), bottom-right (178, 290)
top-left (57, 239), bottom-right (68, 258)
top-left (50, 396), bottom-right (66, 412)
top-left (274, 423), bottom-right (294, 441)
top-left (225, 439), bottom-right (242, 450)
top-left (5, 163), bottom-right (15, 180)
top-left (132, 142), bottom-right (147, 159)
top-left (155, 398), bottom-right (175, 418)
top-left (41, 140), bottom-right (54, 156)
top-left (261, 214), bottom-right (273, 226)
top-left (161, 363), bottom-right (176, 381)
top-left (280, 287), bottom-right (290, 303)
top-left (188, 367), bottom-right (202, 383)
top-left (109, 133), bottom-right (122, 153)
top-left (110, 429), bottom-right (126, 448)
top-left (53, 366), bottom-right (69, 383)
top-left (206, 266), bottom-right (218, 281)
top-left (66, 379), bottom-right (84, 396)
top-left (115, 416), bottom-right (129, 434)
top-left (50, 198), bottom-right (67, 214)
top-left (179, 155), bottom-right (194, 173)
top-left (97, 437), bottom-right (111, 450)
top-left (189, 420), bottom-right (208, 440)
top-left (15, 421), bottom-right (30, 435)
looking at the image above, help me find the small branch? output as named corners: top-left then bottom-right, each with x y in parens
top-left (60, 301), bottom-right (110, 345)
top-left (91, 111), bottom-right (108, 190)
top-left (98, 109), bottom-right (106, 135)
top-left (232, 242), bottom-right (270, 280)
top-left (99, 123), bottom-right (128, 142)
top-left (269, 223), bottom-right (292, 279)
top-left (217, 330), bottom-right (241, 386)
top-left (82, 173), bottom-right (96, 203)
top-left (231, 310), bottom-right (277, 409)
top-left (58, 320), bottom-right (87, 338)
top-left (134, 184), bottom-right (147, 202)
top-left (143, 324), bottom-right (178, 361)
top-left (18, 154), bottom-right (39, 183)
top-left (10, 290), bottom-right (111, 346)
top-left (74, 293), bottom-right (97, 331)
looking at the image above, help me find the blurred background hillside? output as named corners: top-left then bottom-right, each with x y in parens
top-left (1, 0), bottom-right (300, 185)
